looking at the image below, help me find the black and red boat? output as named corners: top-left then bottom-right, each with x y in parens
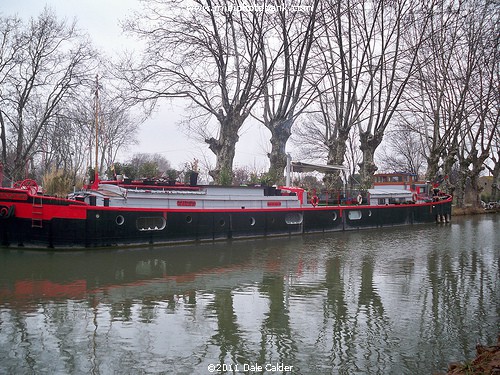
top-left (0, 171), bottom-right (452, 249)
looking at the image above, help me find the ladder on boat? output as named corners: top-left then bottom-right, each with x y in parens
top-left (32, 195), bottom-right (43, 228)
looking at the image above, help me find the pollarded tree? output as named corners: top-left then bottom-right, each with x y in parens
top-left (305, 0), bottom-right (432, 190)
top-left (453, 0), bottom-right (499, 208)
top-left (408, 0), bottom-right (499, 204)
top-left (409, 0), bottom-right (472, 188)
top-left (309, 0), bottom-right (368, 190)
top-left (351, 0), bottom-right (434, 190)
top-left (122, 0), bottom-right (275, 184)
top-left (486, 130), bottom-right (500, 203)
top-left (254, 0), bottom-right (321, 184)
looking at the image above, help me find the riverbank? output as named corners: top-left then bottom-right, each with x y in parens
top-left (444, 336), bottom-right (500, 374)
top-left (452, 206), bottom-right (499, 215)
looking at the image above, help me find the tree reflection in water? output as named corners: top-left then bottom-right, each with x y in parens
top-left (0, 216), bottom-right (498, 374)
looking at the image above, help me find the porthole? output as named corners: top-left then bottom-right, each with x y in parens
top-left (332, 212), bottom-right (337, 221)
top-left (95, 214), bottom-right (100, 219)
top-left (186, 215), bottom-right (193, 223)
top-left (219, 219), bottom-right (225, 227)
top-left (136, 217), bottom-right (166, 231)
top-left (116, 215), bottom-right (125, 226)
top-left (285, 212), bottom-right (303, 225)
top-left (249, 217), bottom-right (256, 226)
top-left (348, 210), bottom-right (362, 220)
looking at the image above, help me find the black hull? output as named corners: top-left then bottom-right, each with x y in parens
top-left (0, 201), bottom-right (452, 249)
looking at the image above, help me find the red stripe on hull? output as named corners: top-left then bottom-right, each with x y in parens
top-left (9, 202), bottom-right (87, 220)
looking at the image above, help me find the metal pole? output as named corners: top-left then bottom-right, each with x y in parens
top-left (286, 153), bottom-right (291, 187)
top-left (94, 75), bottom-right (99, 186)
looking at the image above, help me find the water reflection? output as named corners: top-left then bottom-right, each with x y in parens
top-left (0, 215), bottom-right (499, 374)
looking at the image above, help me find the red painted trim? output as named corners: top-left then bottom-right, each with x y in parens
top-left (2, 192), bottom-right (452, 219)
top-left (0, 191), bottom-right (28, 201)
top-left (8, 202), bottom-right (87, 220)
top-left (177, 200), bottom-right (196, 207)
top-left (267, 201), bottom-right (282, 207)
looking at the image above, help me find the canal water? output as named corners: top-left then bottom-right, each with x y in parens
top-left (0, 215), bottom-right (498, 375)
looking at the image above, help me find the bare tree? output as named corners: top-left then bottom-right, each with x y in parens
top-left (0, 8), bottom-right (97, 182)
top-left (253, 0), bottom-right (321, 184)
top-left (121, 0), bottom-right (275, 184)
top-left (350, 0), bottom-right (433, 190)
top-left (486, 129), bottom-right (500, 203)
top-left (454, 0), bottom-right (499, 208)
top-left (38, 83), bottom-right (139, 184)
top-left (292, 109), bottom-right (362, 186)
top-left (125, 153), bottom-right (172, 179)
top-left (305, 0), bottom-right (366, 190)
top-left (378, 124), bottom-right (426, 175)
top-left (292, 112), bottom-right (331, 161)
top-left (409, 0), bottom-right (468, 189)
top-left (407, 0), bottom-right (499, 206)
top-left (299, 0), bottom-right (431, 190)
top-left (96, 84), bottom-right (140, 177)
top-left (0, 16), bottom-right (21, 172)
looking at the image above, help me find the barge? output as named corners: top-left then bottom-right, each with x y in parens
top-left (0, 174), bottom-right (452, 249)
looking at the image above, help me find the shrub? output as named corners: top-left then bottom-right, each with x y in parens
top-left (42, 169), bottom-right (75, 197)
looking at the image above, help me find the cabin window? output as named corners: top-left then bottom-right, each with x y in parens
top-left (378, 198), bottom-right (386, 205)
top-left (348, 210), bottom-right (362, 220)
top-left (285, 212), bottom-right (303, 225)
top-left (116, 215), bottom-right (125, 226)
top-left (136, 217), bottom-right (166, 231)
top-left (389, 198), bottom-right (397, 204)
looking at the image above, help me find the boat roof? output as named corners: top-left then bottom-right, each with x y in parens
top-left (368, 188), bottom-right (413, 196)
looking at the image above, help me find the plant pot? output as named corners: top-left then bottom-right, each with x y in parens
top-left (189, 172), bottom-right (199, 186)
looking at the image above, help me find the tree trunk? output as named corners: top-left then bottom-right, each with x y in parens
top-left (490, 155), bottom-right (500, 202)
top-left (442, 149), bottom-right (457, 195)
top-left (425, 152), bottom-right (441, 183)
top-left (267, 117), bottom-right (293, 185)
top-left (470, 153), bottom-right (490, 208)
top-left (358, 131), bottom-right (383, 190)
top-left (469, 173), bottom-right (483, 209)
top-left (206, 112), bottom-right (244, 185)
top-left (454, 167), bottom-right (468, 208)
top-left (0, 111), bottom-right (7, 172)
top-left (324, 128), bottom-right (349, 191)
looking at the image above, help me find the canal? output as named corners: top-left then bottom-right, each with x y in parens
top-left (0, 214), bottom-right (498, 374)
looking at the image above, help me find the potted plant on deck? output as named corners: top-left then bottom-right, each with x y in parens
top-left (166, 169), bottom-right (178, 185)
top-left (187, 158), bottom-right (199, 186)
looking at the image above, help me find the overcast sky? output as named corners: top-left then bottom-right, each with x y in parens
top-left (1, 0), bottom-right (272, 172)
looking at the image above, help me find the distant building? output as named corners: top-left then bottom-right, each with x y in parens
top-left (373, 172), bottom-right (430, 194)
